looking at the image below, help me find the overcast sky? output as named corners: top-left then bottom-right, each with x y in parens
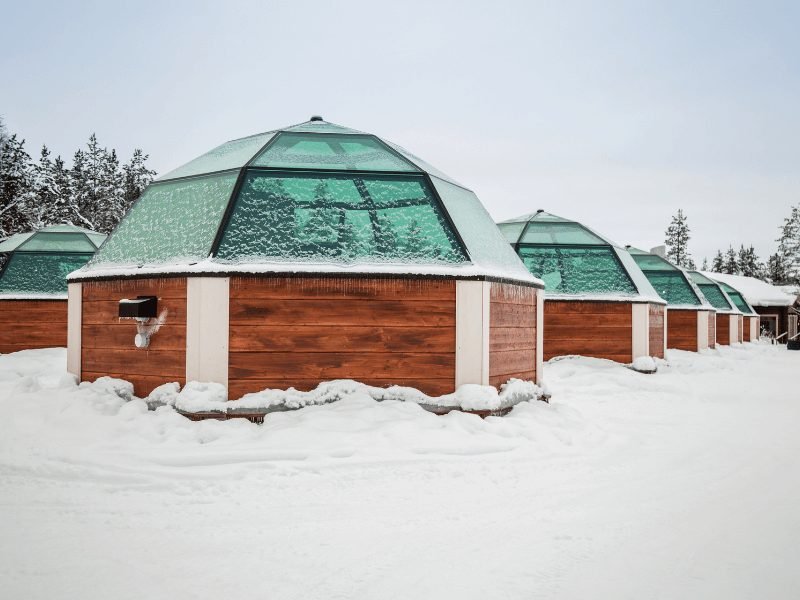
top-left (2, 0), bottom-right (798, 263)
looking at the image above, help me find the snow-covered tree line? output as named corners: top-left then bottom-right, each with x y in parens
top-left (0, 117), bottom-right (156, 238)
top-left (666, 205), bottom-right (800, 285)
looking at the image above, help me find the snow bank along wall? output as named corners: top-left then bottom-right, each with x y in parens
top-left (67, 118), bottom-right (545, 399)
top-left (70, 275), bottom-right (541, 399)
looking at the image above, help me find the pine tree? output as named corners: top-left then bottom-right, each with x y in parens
top-left (768, 252), bottom-right (788, 284)
top-left (21, 145), bottom-right (59, 228)
top-left (777, 205), bottom-right (800, 285)
top-left (701, 257), bottom-right (709, 271)
top-left (664, 209), bottom-right (694, 268)
top-left (121, 149), bottom-right (155, 216)
top-left (711, 250), bottom-right (725, 272)
top-left (736, 245), bottom-right (765, 279)
top-left (0, 134), bottom-right (34, 236)
top-left (722, 246), bottom-right (738, 274)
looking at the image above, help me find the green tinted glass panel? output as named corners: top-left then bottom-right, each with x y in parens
top-left (631, 253), bottom-right (676, 271)
top-left (17, 232), bottom-right (96, 252)
top-left (159, 132), bottom-right (275, 181)
top-left (642, 272), bottom-right (700, 305)
top-left (216, 172), bottom-right (467, 264)
top-left (698, 283), bottom-right (733, 310)
top-left (251, 133), bottom-right (419, 172)
top-left (0, 253), bottom-right (92, 294)
top-left (517, 245), bottom-right (637, 295)
top-left (496, 221), bottom-right (527, 244)
top-left (90, 173), bottom-right (237, 266)
top-left (520, 222), bottom-right (606, 245)
top-left (719, 286), bottom-right (752, 313)
top-left (284, 122), bottom-right (364, 134)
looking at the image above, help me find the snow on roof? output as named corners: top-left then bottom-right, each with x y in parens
top-left (73, 119), bottom-right (541, 287)
top-left (702, 272), bottom-right (796, 307)
top-left (496, 211), bottom-right (665, 303)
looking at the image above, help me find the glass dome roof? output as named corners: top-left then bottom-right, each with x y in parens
top-left (0, 225), bottom-right (106, 296)
top-left (497, 211), bottom-right (664, 301)
top-left (77, 118), bottom-right (537, 285)
top-left (716, 281), bottom-right (755, 315)
top-left (687, 271), bottom-right (741, 313)
top-left (627, 247), bottom-right (711, 308)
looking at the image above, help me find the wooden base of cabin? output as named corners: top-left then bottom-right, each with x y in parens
top-left (543, 300), bottom-right (665, 364)
top-left (743, 315), bottom-right (759, 342)
top-left (666, 308), bottom-right (715, 352)
top-left (71, 276), bottom-right (542, 400)
top-left (0, 299), bottom-right (67, 354)
top-left (716, 313), bottom-right (743, 345)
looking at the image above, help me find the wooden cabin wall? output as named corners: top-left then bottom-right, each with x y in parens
top-left (489, 283), bottom-right (537, 387)
top-left (0, 300), bottom-right (67, 354)
top-left (666, 309), bottom-right (698, 351)
top-left (543, 301), bottom-right (632, 363)
top-left (81, 278), bottom-right (187, 397)
top-left (228, 277), bottom-right (457, 399)
top-left (649, 304), bottom-right (666, 359)
top-left (716, 314), bottom-right (731, 345)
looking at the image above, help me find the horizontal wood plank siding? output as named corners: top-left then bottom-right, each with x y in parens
top-left (0, 300), bottom-right (67, 353)
top-left (666, 309), bottom-right (698, 351)
top-left (743, 316), bottom-right (756, 342)
top-left (489, 284), bottom-right (537, 386)
top-left (716, 313), bottom-right (730, 345)
top-left (228, 277), bottom-right (456, 399)
top-left (649, 304), bottom-right (665, 359)
top-left (543, 300), bottom-right (632, 363)
top-left (81, 278), bottom-right (187, 397)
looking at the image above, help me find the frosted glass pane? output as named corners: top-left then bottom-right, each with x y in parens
top-left (430, 176), bottom-right (534, 281)
top-left (284, 122), bottom-right (365, 134)
top-left (384, 141), bottom-right (463, 187)
top-left (216, 172), bottom-right (467, 264)
top-left (518, 246), bottom-right (637, 295)
top-left (719, 284), bottom-right (752, 313)
top-left (252, 133), bottom-right (419, 172)
top-left (520, 222), bottom-right (606, 245)
top-left (631, 253), bottom-right (676, 271)
top-left (496, 221), bottom-right (527, 244)
top-left (697, 284), bottom-right (733, 310)
top-left (158, 132), bottom-right (275, 181)
top-left (0, 253), bottom-right (92, 294)
top-left (90, 173), bottom-right (237, 266)
top-left (643, 272), bottom-right (700, 305)
top-left (17, 232), bottom-right (96, 252)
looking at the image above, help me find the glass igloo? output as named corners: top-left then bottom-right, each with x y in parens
top-left (0, 225), bottom-right (105, 296)
top-left (626, 248), bottom-right (711, 308)
top-left (79, 117), bottom-right (532, 285)
top-left (497, 211), bottom-right (661, 300)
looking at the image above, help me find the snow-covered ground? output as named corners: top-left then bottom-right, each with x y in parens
top-left (1, 343), bottom-right (799, 599)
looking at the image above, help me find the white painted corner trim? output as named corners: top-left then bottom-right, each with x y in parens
top-left (455, 280), bottom-right (490, 387)
top-left (631, 303), bottom-right (650, 361)
top-left (535, 291), bottom-right (544, 385)
top-left (185, 277), bottom-right (230, 392)
top-left (697, 311), bottom-right (709, 351)
top-left (730, 314), bottom-right (739, 345)
top-left (67, 282), bottom-right (82, 378)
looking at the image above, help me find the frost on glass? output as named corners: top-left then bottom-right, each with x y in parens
top-left (496, 221), bottom-right (527, 244)
top-left (283, 121), bottom-right (366, 134)
top-left (17, 232), bottom-right (97, 253)
top-left (517, 246), bottom-right (637, 295)
top-left (520, 222), bottom-right (606, 245)
top-left (158, 132), bottom-right (275, 181)
top-left (0, 253), bottom-right (92, 294)
top-left (251, 133), bottom-right (419, 172)
top-left (719, 284), bottom-right (752, 313)
top-left (216, 172), bottom-right (467, 264)
top-left (630, 253), bottom-right (675, 271)
top-left (643, 272), bottom-right (700, 306)
top-left (697, 284), bottom-right (733, 310)
top-left (90, 173), bottom-right (238, 267)
top-left (430, 176), bottom-right (535, 281)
